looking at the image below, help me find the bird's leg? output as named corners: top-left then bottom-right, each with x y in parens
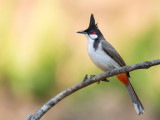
top-left (108, 67), bottom-right (116, 76)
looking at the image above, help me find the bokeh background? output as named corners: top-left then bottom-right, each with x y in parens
top-left (0, 0), bottom-right (160, 120)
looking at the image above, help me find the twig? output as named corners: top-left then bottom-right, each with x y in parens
top-left (28, 59), bottom-right (160, 120)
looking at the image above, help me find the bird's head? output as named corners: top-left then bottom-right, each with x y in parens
top-left (77, 14), bottom-right (103, 40)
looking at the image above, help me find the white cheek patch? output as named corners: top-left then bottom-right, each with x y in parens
top-left (89, 34), bottom-right (98, 39)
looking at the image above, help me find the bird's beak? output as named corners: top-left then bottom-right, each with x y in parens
top-left (77, 30), bottom-right (86, 34)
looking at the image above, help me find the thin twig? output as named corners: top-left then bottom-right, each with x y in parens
top-left (28, 59), bottom-right (160, 120)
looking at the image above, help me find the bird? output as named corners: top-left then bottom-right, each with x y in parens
top-left (77, 14), bottom-right (144, 115)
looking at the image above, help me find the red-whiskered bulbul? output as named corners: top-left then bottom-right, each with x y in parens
top-left (77, 14), bottom-right (144, 115)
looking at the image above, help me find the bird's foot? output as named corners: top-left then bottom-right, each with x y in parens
top-left (90, 75), bottom-right (109, 84)
top-left (97, 78), bottom-right (109, 84)
top-left (90, 75), bottom-right (96, 78)
top-left (83, 74), bottom-right (109, 83)
top-left (83, 74), bottom-right (97, 82)
top-left (102, 78), bottom-right (110, 82)
top-left (90, 75), bottom-right (100, 84)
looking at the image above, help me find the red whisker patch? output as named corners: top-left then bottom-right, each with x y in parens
top-left (91, 32), bottom-right (96, 35)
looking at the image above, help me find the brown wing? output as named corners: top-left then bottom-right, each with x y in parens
top-left (101, 40), bottom-right (130, 77)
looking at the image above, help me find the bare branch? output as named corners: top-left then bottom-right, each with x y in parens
top-left (28, 59), bottom-right (160, 120)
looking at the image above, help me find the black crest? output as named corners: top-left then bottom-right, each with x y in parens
top-left (88, 14), bottom-right (96, 29)
top-left (85, 14), bottom-right (98, 32)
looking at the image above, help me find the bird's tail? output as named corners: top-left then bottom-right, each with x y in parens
top-left (126, 80), bottom-right (144, 115)
top-left (116, 73), bottom-right (144, 115)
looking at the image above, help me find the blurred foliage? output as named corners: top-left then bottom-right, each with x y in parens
top-left (0, 0), bottom-right (160, 120)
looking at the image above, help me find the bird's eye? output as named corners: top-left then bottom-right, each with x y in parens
top-left (91, 32), bottom-right (96, 35)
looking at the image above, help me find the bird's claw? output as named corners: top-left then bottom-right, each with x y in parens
top-left (102, 78), bottom-right (110, 82)
top-left (97, 78), bottom-right (109, 84)
top-left (83, 74), bottom-right (109, 83)
top-left (90, 75), bottom-right (96, 78)
top-left (83, 74), bottom-right (96, 82)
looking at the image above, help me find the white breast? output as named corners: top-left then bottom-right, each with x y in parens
top-left (85, 34), bottom-right (120, 72)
